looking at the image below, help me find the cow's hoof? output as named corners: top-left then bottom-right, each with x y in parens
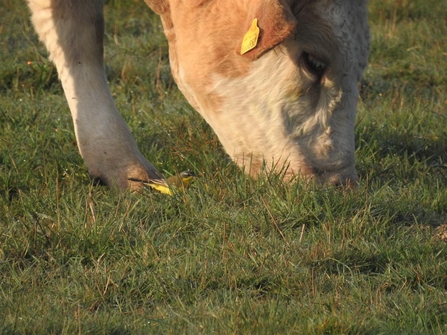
top-left (125, 161), bottom-right (167, 191)
top-left (88, 158), bottom-right (167, 191)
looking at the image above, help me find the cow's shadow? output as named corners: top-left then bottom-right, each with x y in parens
top-left (352, 79), bottom-right (447, 231)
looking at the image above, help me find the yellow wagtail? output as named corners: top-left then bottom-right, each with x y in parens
top-left (131, 170), bottom-right (197, 195)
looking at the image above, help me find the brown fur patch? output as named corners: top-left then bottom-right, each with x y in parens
top-left (145, 0), bottom-right (300, 114)
top-left (238, 0), bottom-right (297, 60)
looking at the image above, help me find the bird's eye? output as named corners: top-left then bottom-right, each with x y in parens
top-left (302, 52), bottom-right (327, 79)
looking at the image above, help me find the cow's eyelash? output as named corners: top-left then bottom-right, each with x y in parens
top-left (302, 52), bottom-right (327, 78)
top-left (307, 54), bottom-right (326, 72)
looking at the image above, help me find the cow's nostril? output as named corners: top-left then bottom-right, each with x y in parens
top-left (337, 178), bottom-right (358, 189)
top-left (318, 170), bottom-right (359, 189)
top-left (332, 175), bottom-right (359, 189)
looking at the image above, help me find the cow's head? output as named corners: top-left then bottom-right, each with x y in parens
top-left (145, 0), bottom-right (370, 186)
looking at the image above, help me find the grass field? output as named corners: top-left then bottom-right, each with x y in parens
top-left (1, 0), bottom-right (447, 334)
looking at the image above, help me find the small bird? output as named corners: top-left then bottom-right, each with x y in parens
top-left (167, 170), bottom-right (197, 189)
top-left (144, 170), bottom-right (197, 195)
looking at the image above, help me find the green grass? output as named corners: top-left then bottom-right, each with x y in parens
top-left (1, 0), bottom-right (447, 333)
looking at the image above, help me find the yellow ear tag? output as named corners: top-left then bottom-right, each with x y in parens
top-left (240, 18), bottom-right (260, 55)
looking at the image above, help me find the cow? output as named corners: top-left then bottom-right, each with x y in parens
top-left (27, 0), bottom-right (370, 190)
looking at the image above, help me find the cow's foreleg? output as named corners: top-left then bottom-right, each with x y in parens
top-left (27, 0), bottom-right (164, 189)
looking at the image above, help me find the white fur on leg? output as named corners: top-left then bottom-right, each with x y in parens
top-left (27, 0), bottom-right (163, 189)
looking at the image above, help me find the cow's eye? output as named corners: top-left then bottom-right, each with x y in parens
top-left (302, 52), bottom-right (327, 79)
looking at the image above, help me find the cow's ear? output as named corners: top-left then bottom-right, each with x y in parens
top-left (144, 0), bottom-right (169, 14)
top-left (146, 0), bottom-right (210, 13)
top-left (238, 1), bottom-right (297, 60)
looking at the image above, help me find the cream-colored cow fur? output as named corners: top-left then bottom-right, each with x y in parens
top-left (27, 0), bottom-right (370, 189)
